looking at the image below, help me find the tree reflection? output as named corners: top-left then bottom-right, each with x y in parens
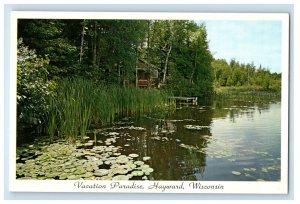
top-left (113, 96), bottom-right (279, 180)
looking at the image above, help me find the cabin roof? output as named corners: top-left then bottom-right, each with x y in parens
top-left (136, 59), bottom-right (156, 70)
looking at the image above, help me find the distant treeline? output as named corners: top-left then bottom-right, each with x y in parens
top-left (212, 59), bottom-right (281, 93)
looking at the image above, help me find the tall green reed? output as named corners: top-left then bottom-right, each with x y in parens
top-left (46, 96), bottom-right (56, 143)
top-left (46, 78), bottom-right (175, 142)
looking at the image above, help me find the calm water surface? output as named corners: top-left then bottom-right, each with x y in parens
top-left (105, 98), bottom-right (281, 181)
top-left (17, 98), bottom-right (281, 181)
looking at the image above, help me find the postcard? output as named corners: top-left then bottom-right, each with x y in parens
top-left (9, 11), bottom-right (289, 194)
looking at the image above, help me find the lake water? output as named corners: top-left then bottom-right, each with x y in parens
top-left (16, 97), bottom-right (281, 181)
top-left (105, 98), bottom-right (281, 181)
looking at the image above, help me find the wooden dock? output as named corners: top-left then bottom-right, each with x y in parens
top-left (171, 97), bottom-right (198, 105)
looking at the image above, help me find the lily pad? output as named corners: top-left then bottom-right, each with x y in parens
top-left (231, 171), bottom-right (241, 176)
top-left (126, 126), bottom-right (145, 131)
top-left (82, 172), bottom-right (94, 178)
top-left (244, 173), bottom-right (256, 180)
top-left (113, 156), bottom-right (128, 164)
top-left (141, 167), bottom-right (154, 175)
top-left (267, 166), bottom-right (277, 171)
top-left (112, 175), bottom-right (129, 180)
top-left (104, 160), bottom-right (116, 165)
top-left (184, 125), bottom-right (210, 130)
top-left (108, 132), bottom-right (119, 136)
top-left (94, 169), bottom-right (109, 176)
top-left (45, 173), bottom-right (58, 178)
top-left (110, 167), bottom-right (129, 175)
top-left (84, 143), bottom-right (93, 146)
top-left (134, 161), bottom-right (144, 166)
top-left (74, 168), bottom-right (86, 175)
top-left (67, 175), bottom-right (81, 180)
top-left (179, 143), bottom-right (201, 151)
top-left (100, 175), bottom-right (113, 180)
top-left (59, 173), bottom-right (70, 180)
top-left (128, 153), bottom-right (139, 158)
top-left (131, 171), bottom-right (144, 177)
top-left (143, 156), bottom-right (151, 161)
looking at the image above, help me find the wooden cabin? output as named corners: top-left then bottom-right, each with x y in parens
top-left (123, 59), bottom-right (159, 88)
top-left (136, 68), bottom-right (159, 88)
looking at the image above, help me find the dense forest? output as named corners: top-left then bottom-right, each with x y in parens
top-left (18, 19), bottom-right (213, 92)
top-left (212, 58), bottom-right (281, 93)
top-left (17, 19), bottom-right (281, 136)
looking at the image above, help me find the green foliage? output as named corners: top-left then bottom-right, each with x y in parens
top-left (83, 20), bottom-right (147, 83)
top-left (52, 78), bottom-right (93, 142)
top-left (18, 19), bottom-right (213, 96)
top-left (18, 19), bottom-right (78, 77)
top-left (212, 58), bottom-right (281, 93)
top-left (163, 22), bottom-right (213, 97)
top-left (17, 39), bottom-right (56, 130)
top-left (46, 78), bottom-right (175, 142)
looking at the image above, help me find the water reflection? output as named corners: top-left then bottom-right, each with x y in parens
top-left (112, 97), bottom-right (280, 181)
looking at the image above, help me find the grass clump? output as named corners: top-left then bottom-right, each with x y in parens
top-left (46, 78), bottom-right (175, 142)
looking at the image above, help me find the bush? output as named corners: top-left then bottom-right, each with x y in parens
top-left (17, 38), bottom-right (56, 131)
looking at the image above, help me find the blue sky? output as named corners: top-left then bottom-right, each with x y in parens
top-left (197, 20), bottom-right (282, 73)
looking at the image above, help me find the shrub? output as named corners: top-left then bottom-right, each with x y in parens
top-left (17, 38), bottom-right (56, 131)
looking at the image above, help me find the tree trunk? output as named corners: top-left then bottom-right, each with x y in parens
top-left (162, 45), bottom-right (172, 84)
top-left (79, 22), bottom-right (85, 63)
top-left (190, 51), bottom-right (197, 84)
top-left (147, 20), bottom-right (150, 89)
top-left (96, 34), bottom-right (101, 67)
top-left (118, 63), bottom-right (121, 85)
top-left (92, 21), bottom-right (97, 66)
top-left (135, 47), bottom-right (139, 88)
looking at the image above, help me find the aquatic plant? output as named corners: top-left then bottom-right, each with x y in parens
top-left (78, 103), bottom-right (91, 142)
top-left (16, 138), bottom-right (154, 180)
top-left (213, 89), bottom-right (280, 104)
top-left (46, 97), bottom-right (57, 142)
top-left (231, 171), bottom-right (242, 176)
top-left (45, 78), bottom-right (175, 142)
